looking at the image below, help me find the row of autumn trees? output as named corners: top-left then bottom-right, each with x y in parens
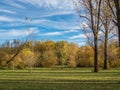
top-left (0, 0), bottom-right (120, 73)
top-left (0, 40), bottom-right (119, 69)
top-left (74, 0), bottom-right (120, 72)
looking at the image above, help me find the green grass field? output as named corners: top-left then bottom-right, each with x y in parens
top-left (0, 68), bottom-right (120, 90)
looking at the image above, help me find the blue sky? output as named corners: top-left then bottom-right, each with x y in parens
top-left (0, 0), bottom-right (86, 46)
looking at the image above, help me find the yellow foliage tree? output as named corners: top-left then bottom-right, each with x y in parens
top-left (67, 43), bottom-right (78, 68)
top-left (20, 48), bottom-right (35, 72)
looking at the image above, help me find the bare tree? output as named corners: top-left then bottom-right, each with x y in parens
top-left (6, 17), bottom-right (34, 65)
top-left (108, 0), bottom-right (120, 54)
top-left (113, 0), bottom-right (120, 51)
top-left (100, 0), bottom-right (114, 69)
top-left (74, 0), bottom-right (102, 72)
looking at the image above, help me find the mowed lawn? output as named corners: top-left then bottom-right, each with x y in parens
top-left (0, 68), bottom-right (120, 90)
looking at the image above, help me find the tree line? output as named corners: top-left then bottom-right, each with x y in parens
top-left (0, 0), bottom-right (120, 73)
top-left (0, 40), bottom-right (119, 69)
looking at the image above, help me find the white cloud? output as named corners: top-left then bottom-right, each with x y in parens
top-left (39, 32), bottom-right (62, 36)
top-left (0, 16), bottom-right (15, 22)
top-left (0, 9), bottom-right (16, 14)
top-left (0, 28), bottom-right (39, 40)
top-left (32, 19), bottom-right (49, 24)
top-left (39, 28), bottom-right (79, 37)
top-left (32, 19), bottom-right (79, 30)
top-left (4, 0), bottom-right (25, 9)
top-left (70, 34), bottom-right (86, 39)
top-left (0, 15), bottom-right (26, 24)
top-left (39, 10), bottom-right (75, 18)
top-left (64, 29), bottom-right (79, 33)
top-left (71, 26), bottom-right (81, 30)
top-left (78, 42), bottom-right (86, 46)
top-left (0, 30), bottom-right (26, 38)
top-left (11, 3), bottom-right (25, 9)
top-left (18, 0), bottom-right (74, 10)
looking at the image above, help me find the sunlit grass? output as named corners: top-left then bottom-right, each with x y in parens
top-left (0, 67), bottom-right (120, 90)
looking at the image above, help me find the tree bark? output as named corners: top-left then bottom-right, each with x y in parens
top-left (94, 35), bottom-right (99, 72)
top-left (103, 30), bottom-right (108, 69)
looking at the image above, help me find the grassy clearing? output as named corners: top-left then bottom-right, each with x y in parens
top-left (0, 68), bottom-right (120, 90)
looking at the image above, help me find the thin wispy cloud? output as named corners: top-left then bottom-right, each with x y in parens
top-left (70, 34), bottom-right (86, 39)
top-left (0, 28), bottom-right (39, 39)
top-left (38, 10), bottom-right (75, 18)
top-left (18, 0), bottom-right (74, 10)
top-left (0, 9), bottom-right (16, 14)
top-left (0, 16), bottom-right (14, 22)
top-left (0, 0), bottom-right (86, 45)
top-left (3, 0), bottom-right (25, 9)
top-left (64, 29), bottom-right (79, 33)
top-left (39, 32), bottom-right (62, 36)
top-left (33, 19), bottom-right (80, 30)
top-left (39, 29), bottom-right (79, 36)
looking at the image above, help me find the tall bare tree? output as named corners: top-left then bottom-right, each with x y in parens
top-left (108, 0), bottom-right (120, 54)
top-left (100, 0), bottom-right (114, 69)
top-left (74, 0), bottom-right (102, 72)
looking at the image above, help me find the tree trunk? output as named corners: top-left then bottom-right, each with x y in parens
top-left (103, 30), bottom-right (108, 69)
top-left (117, 6), bottom-right (120, 57)
top-left (94, 35), bottom-right (99, 72)
top-left (114, 0), bottom-right (120, 54)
